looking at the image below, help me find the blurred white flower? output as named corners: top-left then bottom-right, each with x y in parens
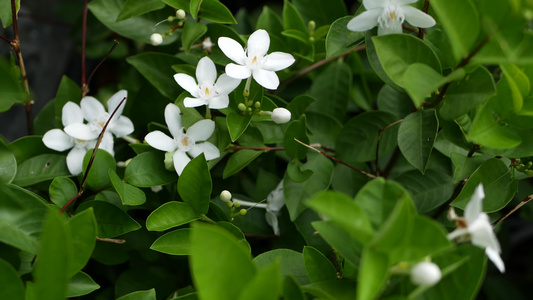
top-left (144, 103), bottom-right (220, 175)
top-left (176, 9), bottom-right (186, 20)
top-left (174, 57), bottom-right (240, 109)
top-left (202, 37), bottom-right (214, 52)
top-left (447, 184), bottom-right (505, 273)
top-left (410, 262), bottom-right (441, 286)
top-left (150, 33), bottom-right (163, 46)
top-left (347, 0), bottom-right (436, 35)
top-left (42, 102), bottom-right (96, 175)
top-left (218, 29), bottom-right (295, 90)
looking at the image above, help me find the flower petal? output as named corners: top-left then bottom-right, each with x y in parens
top-left (225, 63), bottom-right (252, 79)
top-left (363, 0), bottom-right (386, 10)
top-left (218, 37), bottom-right (246, 65)
top-left (485, 247), bottom-right (505, 273)
top-left (188, 142), bottom-right (220, 160)
top-left (247, 29), bottom-right (270, 57)
top-left (347, 9), bottom-right (381, 32)
top-left (215, 74), bottom-right (241, 95)
top-left (253, 69), bottom-right (280, 90)
top-left (108, 116), bottom-right (134, 138)
top-left (81, 96), bottom-right (106, 122)
top-left (174, 74), bottom-right (200, 98)
top-left (107, 90), bottom-right (128, 122)
top-left (265, 211), bottom-right (280, 236)
top-left (187, 119), bottom-right (215, 142)
top-left (184, 97), bottom-right (208, 108)
top-left (62, 102), bottom-right (83, 126)
top-left (196, 57), bottom-right (217, 85)
top-left (164, 104), bottom-right (183, 138)
top-left (397, 0), bottom-right (418, 5)
top-left (447, 227), bottom-right (469, 241)
top-left (42, 129), bottom-right (74, 151)
top-left (64, 123), bottom-right (100, 140)
top-left (173, 150), bottom-right (191, 175)
top-left (377, 21), bottom-right (403, 35)
top-left (465, 184), bottom-right (484, 223)
top-left (145, 131), bottom-right (177, 152)
top-left (67, 146), bottom-right (88, 175)
top-left (469, 213), bottom-right (501, 252)
top-left (403, 5), bottom-right (436, 28)
top-left (263, 52), bottom-right (295, 71)
top-left (266, 181), bottom-right (285, 212)
top-left (98, 132), bottom-right (115, 156)
top-left (208, 95), bottom-right (229, 109)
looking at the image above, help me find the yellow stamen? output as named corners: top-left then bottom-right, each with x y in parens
top-left (252, 56), bottom-right (257, 64)
top-left (390, 11), bottom-right (396, 20)
top-left (182, 138), bottom-right (189, 147)
top-left (205, 87), bottom-right (210, 96)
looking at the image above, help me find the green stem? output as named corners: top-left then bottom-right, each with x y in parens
top-left (205, 107), bottom-right (212, 119)
top-left (243, 76), bottom-right (252, 99)
top-left (199, 214), bottom-right (216, 224)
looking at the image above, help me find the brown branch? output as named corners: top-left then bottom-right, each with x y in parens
top-left (84, 40), bottom-right (120, 97)
top-left (81, 0), bottom-right (88, 95)
top-left (0, 35), bottom-right (11, 44)
top-left (96, 237), bottom-right (126, 244)
top-left (492, 195), bottom-right (533, 227)
top-left (417, 0), bottom-right (430, 39)
top-left (59, 97), bottom-right (127, 214)
top-left (376, 119), bottom-right (403, 176)
top-left (295, 138), bottom-right (377, 179)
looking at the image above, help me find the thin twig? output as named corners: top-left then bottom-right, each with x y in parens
top-left (59, 97), bottom-right (127, 214)
top-left (0, 35), bottom-right (11, 44)
top-left (84, 40), bottom-right (120, 97)
top-left (81, 0), bottom-right (88, 95)
top-left (96, 237), bottom-right (126, 244)
top-left (376, 119), bottom-right (403, 176)
top-left (294, 138), bottom-right (377, 179)
top-left (492, 195), bottom-right (533, 227)
top-left (417, 0), bottom-right (430, 39)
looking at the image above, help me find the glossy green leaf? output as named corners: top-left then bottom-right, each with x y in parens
top-left (67, 271), bottom-right (100, 297)
top-left (254, 249), bottom-right (309, 285)
top-left (283, 276), bottom-right (305, 300)
top-left (377, 84), bottom-right (412, 119)
top-left (292, 0), bottom-right (347, 27)
top-left (0, 0), bottom-right (19, 28)
top-left (238, 262), bottom-right (281, 300)
top-left (397, 109), bottom-right (439, 173)
top-left (286, 159), bottom-right (314, 183)
top-left (326, 16), bottom-right (364, 59)
top-left (181, 22), bottom-right (207, 53)
top-left (286, 95), bottom-right (315, 120)
top-left (0, 145), bottom-right (16, 183)
top-left (146, 201), bottom-right (198, 231)
top-left (356, 248), bottom-right (389, 300)
top-left (82, 149), bottom-right (116, 191)
top-left (124, 151), bottom-right (177, 187)
top-left (336, 111), bottom-right (399, 164)
top-left (223, 149), bottom-right (263, 179)
top-left (283, 115), bottom-right (309, 160)
top-left (452, 158), bottom-right (517, 212)
top-left (68, 209), bottom-right (97, 277)
top-left (284, 154), bottom-right (334, 221)
top-left (312, 221), bottom-right (362, 267)
top-left (283, 0), bottom-right (307, 34)
top-left (303, 246), bottom-right (337, 283)
top-left (227, 111), bottom-right (253, 142)
top-left (8, 136), bottom-right (51, 163)
top-left (197, 0), bottom-right (236, 24)
top-left (191, 222), bottom-right (255, 300)
top-left (109, 169), bottom-right (146, 206)
top-left (150, 228), bottom-right (191, 255)
top-left (303, 279), bottom-right (357, 300)
top-left (0, 57), bottom-right (24, 112)
top-left (178, 154), bottom-right (211, 215)
top-left (189, 0), bottom-right (202, 19)
top-left (257, 6), bottom-right (284, 35)
top-left (0, 258), bottom-right (24, 300)
top-left (430, 0), bottom-right (480, 60)
top-left (116, 289), bottom-right (156, 300)
top-left (117, 0), bottom-right (165, 21)
top-left (394, 170), bottom-right (454, 213)
top-left (451, 153), bottom-right (486, 182)
top-left (12, 154), bottom-right (70, 187)
top-left (49, 177), bottom-right (77, 208)
top-left (77, 200), bottom-right (141, 238)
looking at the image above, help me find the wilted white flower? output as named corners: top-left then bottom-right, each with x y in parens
top-left (347, 0), bottom-right (436, 35)
top-left (410, 262), bottom-right (441, 286)
top-left (150, 33), bottom-right (163, 46)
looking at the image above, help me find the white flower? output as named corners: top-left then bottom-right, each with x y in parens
top-left (410, 262), bottom-right (441, 286)
top-left (202, 37), bottom-right (214, 52)
top-left (42, 102), bottom-right (97, 175)
top-left (347, 0), bottom-right (436, 36)
top-left (447, 185), bottom-right (505, 273)
top-left (150, 33), bottom-right (163, 46)
top-left (144, 103), bottom-right (220, 175)
top-left (174, 57), bottom-right (240, 109)
top-left (271, 108), bottom-right (291, 124)
top-left (64, 90), bottom-right (134, 156)
top-left (218, 29), bottom-right (295, 90)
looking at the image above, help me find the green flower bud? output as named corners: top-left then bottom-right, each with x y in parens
top-left (239, 209), bottom-right (247, 216)
top-left (220, 190), bottom-right (232, 202)
top-left (238, 103), bottom-right (247, 111)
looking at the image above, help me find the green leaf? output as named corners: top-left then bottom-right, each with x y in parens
top-left (77, 200), bottom-right (141, 238)
top-left (0, 258), bottom-right (24, 300)
top-left (311, 221), bottom-right (362, 267)
top-left (68, 209), bottom-right (97, 277)
top-left (116, 289), bottom-right (156, 300)
top-left (150, 228), bottom-right (191, 255)
top-left (227, 111), bottom-right (253, 142)
top-left (284, 154), bottom-right (334, 221)
top-left (191, 222), bottom-right (256, 300)
top-left (67, 271), bottom-right (100, 297)
top-left (197, 0), bottom-right (236, 24)
top-left (283, 276), bottom-right (305, 300)
top-left (326, 16), bottom-right (364, 59)
top-left (54, 76), bottom-right (81, 126)
top-left (12, 154), bottom-right (70, 187)
top-left (109, 169), bottom-right (146, 206)
top-left (0, 0), bottom-right (19, 28)
top-left (126, 52), bottom-right (184, 99)
top-left (365, 32), bottom-right (402, 91)
top-left (146, 202), bottom-right (198, 231)
top-left (31, 210), bottom-right (70, 300)
top-left (283, 115), bottom-right (309, 160)
top-left (8, 135), bottom-right (50, 163)
top-left (336, 111), bottom-right (399, 164)
top-left (283, 0), bottom-right (307, 34)
top-left (189, 0), bottom-right (203, 19)
top-left (372, 34), bottom-right (441, 88)
top-left (397, 109), bottom-right (439, 173)
top-left (356, 248), bottom-right (389, 300)
top-left (82, 149), bottom-right (116, 191)
top-left (178, 154), bottom-right (211, 215)
top-left (430, 0), bottom-right (480, 60)
top-left (308, 61), bottom-right (352, 122)
top-left (49, 177), bottom-right (77, 208)
top-left (303, 246), bottom-right (338, 283)
top-left (181, 22), bottom-right (207, 53)
top-left (303, 279), bottom-right (357, 300)
top-left (238, 262), bottom-right (281, 300)
top-left (254, 249), bottom-right (309, 285)
top-left (0, 144), bottom-right (16, 183)
top-left (452, 158), bottom-right (517, 212)
top-left (256, 6), bottom-right (284, 36)
top-left (286, 160), bottom-right (314, 183)
top-left (125, 151), bottom-right (177, 187)
top-left (291, 0), bottom-right (347, 27)
top-left (223, 150), bottom-right (263, 179)
top-left (286, 95), bottom-right (316, 120)
top-left (117, 0), bottom-right (165, 21)
top-left (307, 191), bottom-right (373, 244)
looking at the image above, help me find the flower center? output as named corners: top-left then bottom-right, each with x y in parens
top-left (199, 83), bottom-right (216, 99)
top-left (177, 134), bottom-right (195, 152)
top-left (378, 5), bottom-right (405, 29)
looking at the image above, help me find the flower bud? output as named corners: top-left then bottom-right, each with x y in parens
top-left (410, 262), bottom-right (441, 286)
top-left (239, 209), bottom-right (247, 216)
top-left (238, 103), bottom-right (247, 111)
top-left (150, 33), bottom-right (163, 46)
top-left (176, 9), bottom-right (186, 19)
top-left (271, 108), bottom-right (291, 124)
top-left (234, 201), bottom-right (241, 208)
top-left (220, 190), bottom-right (232, 202)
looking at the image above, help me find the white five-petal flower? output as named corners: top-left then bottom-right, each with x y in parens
top-left (447, 184), bottom-right (505, 273)
top-left (218, 29), bottom-right (295, 90)
top-left (144, 103), bottom-right (220, 175)
top-left (174, 57), bottom-right (240, 109)
top-left (347, 0), bottom-right (436, 36)
top-left (42, 102), bottom-right (97, 175)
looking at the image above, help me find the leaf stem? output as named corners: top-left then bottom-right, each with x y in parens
top-left (417, 0), bottom-right (430, 39)
top-left (376, 119), bottom-right (403, 177)
top-left (492, 195), bottom-right (533, 227)
top-left (96, 237), bottom-right (126, 244)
